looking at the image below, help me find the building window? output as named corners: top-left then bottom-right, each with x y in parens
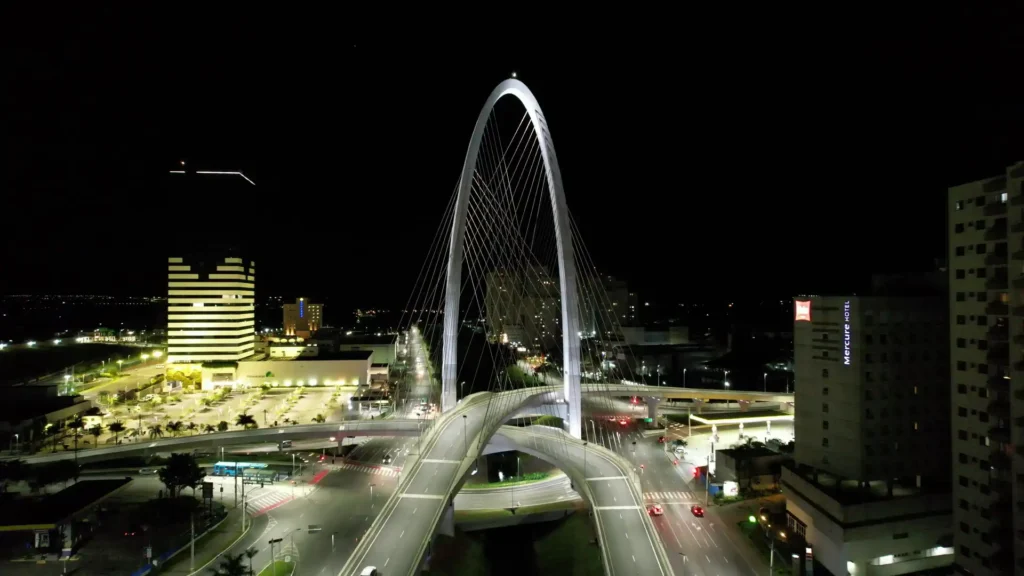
top-left (956, 315), bottom-right (966, 325)
top-left (976, 219), bottom-right (986, 229)
top-left (956, 200), bottom-right (964, 211)
top-left (957, 383), bottom-right (967, 394)
top-left (958, 407), bottom-right (967, 417)
top-left (977, 243), bottom-right (988, 254)
top-left (955, 223), bottom-right (965, 233)
top-left (821, 369), bottom-right (829, 378)
top-left (957, 337), bottom-right (966, 348)
top-left (959, 453), bottom-right (968, 463)
top-left (823, 420), bottom-right (829, 430)
top-left (822, 403), bottom-right (829, 413)
top-left (956, 291), bottom-right (965, 301)
top-left (822, 438), bottom-right (829, 447)
top-left (959, 476), bottom-right (969, 487)
top-left (976, 267), bottom-right (988, 278)
top-left (956, 269), bottom-right (966, 279)
top-left (956, 360), bottom-right (967, 371)
top-left (976, 195), bottom-right (986, 207)
top-left (958, 430), bottom-right (968, 440)
top-left (822, 387), bottom-right (829, 395)
top-left (956, 246), bottom-right (965, 256)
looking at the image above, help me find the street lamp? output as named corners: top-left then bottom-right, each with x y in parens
top-left (723, 370), bottom-right (729, 388)
top-left (683, 368), bottom-right (687, 388)
top-left (142, 354), bottom-right (149, 363)
top-left (153, 350), bottom-right (163, 359)
top-left (462, 414), bottom-right (468, 454)
top-left (117, 359), bottom-right (124, 374)
top-left (369, 483), bottom-right (376, 509)
top-left (583, 441), bottom-right (588, 480)
top-left (763, 372), bottom-right (768, 392)
top-left (656, 365), bottom-right (661, 387)
top-left (268, 538), bottom-right (283, 576)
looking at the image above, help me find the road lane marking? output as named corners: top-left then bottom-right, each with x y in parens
top-left (400, 530), bottom-right (404, 538)
top-left (421, 459), bottom-right (460, 464)
top-left (400, 494), bottom-right (445, 499)
top-left (705, 554), bottom-right (711, 563)
top-left (384, 557), bottom-right (390, 567)
top-left (625, 532), bottom-right (629, 540)
top-left (594, 506), bottom-right (641, 510)
top-left (586, 476), bottom-right (626, 481)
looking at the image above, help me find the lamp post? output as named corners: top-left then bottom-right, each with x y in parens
top-left (268, 538), bottom-right (283, 576)
top-left (763, 372), bottom-right (768, 392)
top-left (63, 374), bottom-right (71, 396)
top-left (656, 365), bottom-right (661, 387)
top-left (462, 414), bottom-right (468, 454)
top-left (583, 441), bottom-right (588, 480)
top-left (682, 368), bottom-right (687, 388)
top-left (369, 483), bottom-right (376, 509)
top-left (723, 370), bottom-right (729, 388)
top-left (117, 359), bottom-right (124, 374)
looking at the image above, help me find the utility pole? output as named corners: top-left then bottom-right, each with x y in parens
top-left (268, 538), bottom-right (283, 576)
top-left (462, 414), bottom-right (468, 454)
top-left (189, 512), bottom-right (195, 573)
top-left (704, 454), bottom-right (710, 508)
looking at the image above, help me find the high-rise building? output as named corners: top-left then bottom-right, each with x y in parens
top-left (947, 161), bottom-right (1023, 575)
top-left (283, 297), bottom-right (323, 338)
top-left (166, 255), bottom-right (256, 364)
top-left (784, 290), bottom-right (953, 575)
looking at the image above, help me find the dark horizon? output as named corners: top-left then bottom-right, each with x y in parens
top-left (3, 11), bottom-right (1021, 307)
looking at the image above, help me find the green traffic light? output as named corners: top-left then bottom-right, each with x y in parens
top-left (749, 515), bottom-right (757, 523)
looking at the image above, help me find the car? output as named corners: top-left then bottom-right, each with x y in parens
top-left (657, 436), bottom-right (666, 443)
top-left (619, 419), bottom-right (628, 426)
top-left (648, 504), bottom-right (664, 516)
top-left (360, 567), bottom-right (379, 576)
top-left (139, 468), bottom-right (156, 475)
top-left (383, 454), bottom-right (392, 464)
top-left (690, 505), bottom-right (705, 517)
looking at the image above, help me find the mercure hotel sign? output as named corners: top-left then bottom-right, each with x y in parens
top-left (843, 300), bottom-right (852, 366)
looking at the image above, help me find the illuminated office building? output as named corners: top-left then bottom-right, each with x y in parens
top-left (166, 255), bottom-right (256, 364)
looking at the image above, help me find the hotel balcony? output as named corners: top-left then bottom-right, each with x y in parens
top-left (989, 423), bottom-right (1011, 444)
top-left (990, 448), bottom-right (1011, 470)
top-left (986, 251), bottom-right (1008, 266)
top-left (984, 202), bottom-right (1008, 217)
top-left (987, 344), bottom-right (1009, 363)
top-left (988, 275), bottom-right (1010, 290)
top-left (988, 373), bottom-right (1010, 391)
top-left (986, 302), bottom-right (1010, 316)
top-left (1011, 220), bottom-right (1024, 234)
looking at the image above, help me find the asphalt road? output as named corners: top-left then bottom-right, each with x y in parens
top-left (454, 474), bottom-right (580, 510)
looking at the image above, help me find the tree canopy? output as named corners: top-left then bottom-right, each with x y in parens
top-left (158, 453), bottom-right (204, 498)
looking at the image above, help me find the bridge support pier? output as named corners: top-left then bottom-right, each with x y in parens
top-left (439, 501), bottom-right (455, 537)
top-left (692, 399), bottom-right (705, 414)
top-left (738, 400), bottom-right (750, 412)
top-left (645, 397), bottom-right (661, 422)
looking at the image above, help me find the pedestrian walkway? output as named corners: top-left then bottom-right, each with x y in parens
top-left (327, 461), bottom-right (400, 477)
top-left (644, 490), bottom-right (698, 503)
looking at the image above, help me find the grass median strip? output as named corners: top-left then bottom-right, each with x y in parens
top-left (460, 471), bottom-right (558, 490)
top-left (257, 560), bottom-right (295, 576)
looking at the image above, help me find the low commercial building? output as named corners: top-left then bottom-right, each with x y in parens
top-left (230, 350), bottom-right (374, 388)
top-left (715, 446), bottom-right (790, 492)
top-left (783, 466), bottom-right (953, 575)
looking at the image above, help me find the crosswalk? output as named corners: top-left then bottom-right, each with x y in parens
top-left (328, 461), bottom-right (400, 477)
top-left (246, 489), bottom-right (295, 515)
top-left (644, 491), bottom-right (698, 503)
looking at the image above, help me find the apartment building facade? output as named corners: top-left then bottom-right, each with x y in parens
top-left (947, 161), bottom-right (1024, 575)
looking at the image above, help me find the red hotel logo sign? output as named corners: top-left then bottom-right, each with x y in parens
top-left (794, 300), bottom-right (811, 322)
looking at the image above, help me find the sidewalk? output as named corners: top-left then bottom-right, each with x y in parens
top-left (712, 497), bottom-right (777, 574)
top-left (158, 507), bottom-right (252, 576)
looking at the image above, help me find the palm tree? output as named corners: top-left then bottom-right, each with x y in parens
top-left (209, 551), bottom-right (247, 576)
top-left (166, 421), bottom-right (184, 436)
top-left (217, 421), bottom-right (229, 432)
top-left (203, 424), bottom-right (217, 434)
top-left (235, 413), bottom-right (257, 430)
top-left (108, 421), bottom-right (126, 445)
top-left (88, 424), bottom-right (103, 445)
top-left (244, 546), bottom-right (258, 576)
top-left (185, 422), bottom-right (198, 436)
top-left (311, 413), bottom-right (326, 423)
top-left (68, 415), bottom-right (85, 462)
top-left (148, 424), bottom-right (164, 439)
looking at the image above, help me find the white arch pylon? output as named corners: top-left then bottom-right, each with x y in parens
top-left (441, 78), bottom-right (583, 439)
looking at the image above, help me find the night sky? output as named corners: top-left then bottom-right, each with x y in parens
top-left (2, 9), bottom-right (1021, 306)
